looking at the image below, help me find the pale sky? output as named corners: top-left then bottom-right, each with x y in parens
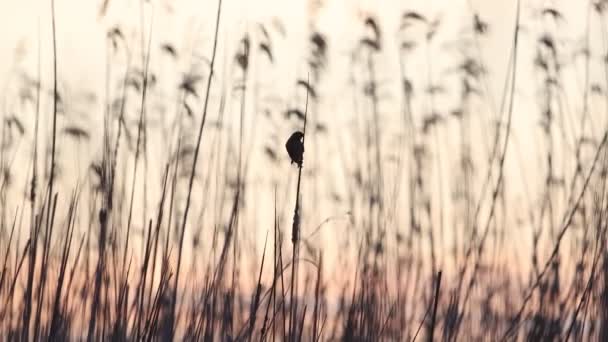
top-left (0, 0), bottom-right (601, 276)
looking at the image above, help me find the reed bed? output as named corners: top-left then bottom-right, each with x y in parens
top-left (1, 0), bottom-right (608, 341)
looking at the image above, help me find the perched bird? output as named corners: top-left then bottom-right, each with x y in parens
top-left (285, 131), bottom-right (304, 168)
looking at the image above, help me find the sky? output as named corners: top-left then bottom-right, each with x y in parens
top-left (0, 0), bottom-right (602, 276)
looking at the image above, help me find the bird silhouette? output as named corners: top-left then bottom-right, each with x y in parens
top-left (285, 131), bottom-right (304, 168)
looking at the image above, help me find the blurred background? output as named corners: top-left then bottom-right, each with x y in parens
top-left (0, 0), bottom-right (607, 340)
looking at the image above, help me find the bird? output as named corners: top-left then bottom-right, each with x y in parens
top-left (285, 131), bottom-right (304, 168)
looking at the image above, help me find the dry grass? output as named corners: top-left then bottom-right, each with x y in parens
top-left (3, 0), bottom-right (608, 341)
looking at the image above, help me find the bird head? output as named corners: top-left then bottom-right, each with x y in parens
top-left (291, 131), bottom-right (304, 141)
